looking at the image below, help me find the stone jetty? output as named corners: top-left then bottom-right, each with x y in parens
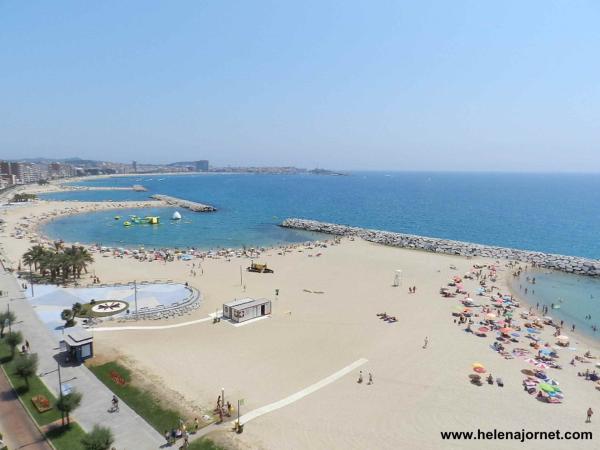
top-left (281, 218), bottom-right (600, 277)
top-left (151, 194), bottom-right (216, 212)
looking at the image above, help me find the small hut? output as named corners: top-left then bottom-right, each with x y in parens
top-left (63, 328), bottom-right (93, 363)
top-left (223, 298), bottom-right (271, 323)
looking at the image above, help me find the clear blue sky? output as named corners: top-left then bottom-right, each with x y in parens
top-left (1, 1), bottom-right (599, 171)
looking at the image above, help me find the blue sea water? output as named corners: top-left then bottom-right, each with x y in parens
top-left (42, 172), bottom-right (600, 258)
top-left (40, 172), bottom-right (600, 340)
top-left (512, 271), bottom-right (600, 342)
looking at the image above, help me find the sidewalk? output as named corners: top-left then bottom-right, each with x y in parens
top-left (0, 268), bottom-right (164, 450)
top-left (0, 366), bottom-right (52, 450)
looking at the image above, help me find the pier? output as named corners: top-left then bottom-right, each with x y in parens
top-left (151, 194), bottom-right (216, 212)
top-left (57, 184), bottom-right (147, 192)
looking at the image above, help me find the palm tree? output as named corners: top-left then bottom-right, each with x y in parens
top-left (6, 331), bottom-right (23, 357)
top-left (14, 353), bottom-right (38, 389)
top-left (22, 245), bottom-right (48, 271)
top-left (56, 390), bottom-right (82, 425)
top-left (64, 245), bottom-right (94, 278)
top-left (81, 425), bottom-right (114, 450)
top-left (0, 310), bottom-right (16, 338)
top-left (61, 309), bottom-right (75, 328)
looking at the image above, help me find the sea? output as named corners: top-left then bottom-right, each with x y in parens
top-left (40, 172), bottom-right (600, 257)
top-left (39, 172), bottom-right (600, 337)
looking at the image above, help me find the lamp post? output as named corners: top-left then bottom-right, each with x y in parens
top-left (29, 262), bottom-right (34, 297)
top-left (7, 302), bottom-right (11, 334)
top-left (57, 361), bottom-right (64, 425)
top-left (134, 280), bottom-right (138, 320)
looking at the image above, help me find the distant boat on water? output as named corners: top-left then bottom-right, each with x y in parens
top-left (172, 211), bottom-right (182, 220)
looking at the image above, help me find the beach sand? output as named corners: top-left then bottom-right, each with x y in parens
top-left (1, 195), bottom-right (599, 450)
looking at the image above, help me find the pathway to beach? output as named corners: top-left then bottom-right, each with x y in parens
top-left (0, 266), bottom-right (164, 450)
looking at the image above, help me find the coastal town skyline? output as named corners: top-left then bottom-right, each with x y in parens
top-left (2, 1), bottom-right (599, 172)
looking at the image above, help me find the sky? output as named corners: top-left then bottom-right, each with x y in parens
top-left (1, 1), bottom-right (599, 171)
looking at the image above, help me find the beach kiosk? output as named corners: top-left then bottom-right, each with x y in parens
top-left (222, 298), bottom-right (271, 323)
top-left (63, 328), bottom-right (94, 363)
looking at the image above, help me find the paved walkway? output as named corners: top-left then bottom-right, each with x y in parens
top-left (0, 267), bottom-right (164, 450)
top-left (0, 366), bottom-right (52, 450)
top-left (189, 358), bottom-right (368, 443)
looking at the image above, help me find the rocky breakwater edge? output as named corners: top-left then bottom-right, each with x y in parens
top-left (151, 194), bottom-right (217, 212)
top-left (281, 218), bottom-right (600, 277)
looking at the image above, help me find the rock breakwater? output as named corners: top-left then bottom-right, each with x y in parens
top-left (281, 218), bottom-right (600, 277)
top-left (151, 194), bottom-right (216, 212)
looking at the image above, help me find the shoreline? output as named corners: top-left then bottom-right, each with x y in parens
top-left (3, 190), bottom-right (600, 449)
top-left (504, 269), bottom-right (600, 352)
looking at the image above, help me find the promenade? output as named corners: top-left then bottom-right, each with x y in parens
top-left (0, 267), bottom-right (164, 450)
top-left (0, 367), bottom-right (52, 450)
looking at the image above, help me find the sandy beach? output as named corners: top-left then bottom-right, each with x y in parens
top-left (1, 193), bottom-right (600, 450)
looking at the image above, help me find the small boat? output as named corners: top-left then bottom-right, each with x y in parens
top-left (172, 211), bottom-right (182, 220)
top-left (123, 221), bottom-right (132, 227)
top-left (114, 216), bottom-right (121, 220)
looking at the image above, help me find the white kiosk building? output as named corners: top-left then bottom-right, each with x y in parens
top-left (223, 298), bottom-right (271, 323)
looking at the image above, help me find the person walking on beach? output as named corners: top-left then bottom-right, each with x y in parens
top-left (587, 407), bottom-right (593, 423)
top-left (368, 372), bottom-right (373, 385)
top-left (357, 371), bottom-right (363, 384)
top-left (111, 395), bottom-right (119, 412)
top-left (25, 340), bottom-right (30, 352)
top-left (423, 336), bottom-right (429, 349)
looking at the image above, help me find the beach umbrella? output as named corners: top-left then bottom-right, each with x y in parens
top-left (473, 366), bottom-right (486, 373)
top-left (472, 362), bottom-right (484, 368)
top-left (521, 369), bottom-right (536, 376)
top-left (511, 332), bottom-right (520, 337)
top-left (500, 327), bottom-right (513, 334)
top-left (557, 335), bottom-right (569, 342)
top-left (486, 313), bottom-right (497, 319)
top-left (478, 327), bottom-right (490, 333)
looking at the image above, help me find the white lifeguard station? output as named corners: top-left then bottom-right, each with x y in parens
top-left (393, 269), bottom-right (402, 287)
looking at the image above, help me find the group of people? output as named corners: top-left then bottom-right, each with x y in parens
top-left (357, 370), bottom-right (374, 385)
top-left (376, 312), bottom-right (397, 323)
top-left (215, 395), bottom-right (233, 423)
top-left (164, 417), bottom-right (200, 447)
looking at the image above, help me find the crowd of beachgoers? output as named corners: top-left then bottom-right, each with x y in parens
top-left (443, 260), bottom-right (600, 408)
top-left (4, 200), bottom-right (341, 267)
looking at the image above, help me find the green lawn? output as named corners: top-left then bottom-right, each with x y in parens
top-left (89, 361), bottom-right (224, 449)
top-left (76, 301), bottom-right (129, 318)
top-left (0, 338), bottom-right (88, 450)
top-left (0, 339), bottom-right (62, 425)
top-left (89, 361), bottom-right (186, 432)
top-left (189, 438), bottom-right (224, 450)
top-left (45, 424), bottom-right (87, 450)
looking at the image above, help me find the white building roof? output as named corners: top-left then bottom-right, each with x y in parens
top-left (64, 327), bottom-right (93, 347)
top-left (224, 297), bottom-right (270, 310)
